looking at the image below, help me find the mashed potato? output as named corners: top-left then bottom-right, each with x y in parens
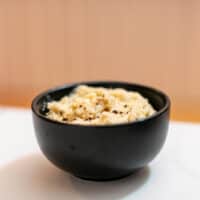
top-left (46, 85), bottom-right (156, 125)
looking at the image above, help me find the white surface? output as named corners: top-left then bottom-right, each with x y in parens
top-left (0, 107), bottom-right (200, 200)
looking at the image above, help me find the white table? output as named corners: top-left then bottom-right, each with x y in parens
top-left (0, 107), bottom-right (200, 200)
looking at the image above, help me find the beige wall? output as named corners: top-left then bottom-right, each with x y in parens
top-left (0, 0), bottom-right (200, 121)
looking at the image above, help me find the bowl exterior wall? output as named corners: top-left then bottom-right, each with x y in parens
top-left (32, 109), bottom-right (169, 180)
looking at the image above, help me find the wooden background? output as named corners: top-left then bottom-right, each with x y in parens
top-left (0, 0), bottom-right (200, 121)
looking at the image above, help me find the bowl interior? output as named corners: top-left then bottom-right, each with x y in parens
top-left (32, 81), bottom-right (169, 119)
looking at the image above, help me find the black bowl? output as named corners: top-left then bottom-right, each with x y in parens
top-left (32, 81), bottom-right (170, 181)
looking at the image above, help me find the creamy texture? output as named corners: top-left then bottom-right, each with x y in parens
top-left (47, 85), bottom-right (156, 125)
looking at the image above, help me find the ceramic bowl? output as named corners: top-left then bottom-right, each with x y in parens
top-left (32, 81), bottom-right (170, 181)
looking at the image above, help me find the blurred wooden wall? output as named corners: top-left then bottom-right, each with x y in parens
top-left (0, 0), bottom-right (200, 121)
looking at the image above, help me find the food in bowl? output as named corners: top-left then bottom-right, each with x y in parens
top-left (47, 85), bottom-right (156, 125)
top-left (32, 81), bottom-right (170, 180)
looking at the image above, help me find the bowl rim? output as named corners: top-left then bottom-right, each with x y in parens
top-left (31, 81), bottom-right (170, 128)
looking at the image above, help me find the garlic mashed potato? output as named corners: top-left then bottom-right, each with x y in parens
top-left (47, 85), bottom-right (156, 125)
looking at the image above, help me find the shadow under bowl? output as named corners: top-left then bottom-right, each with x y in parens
top-left (31, 81), bottom-right (170, 181)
